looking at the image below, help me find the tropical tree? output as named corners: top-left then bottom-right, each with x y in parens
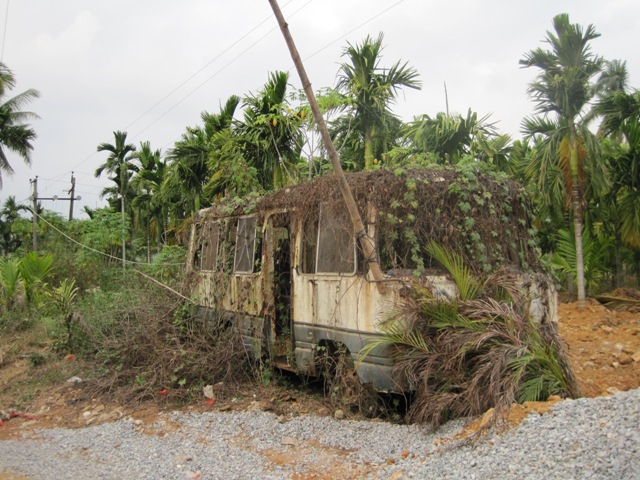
top-left (95, 131), bottom-right (137, 268)
top-left (0, 195), bottom-right (29, 253)
top-left (131, 141), bottom-right (165, 262)
top-left (164, 95), bottom-right (240, 220)
top-left (398, 110), bottom-right (512, 170)
top-left (0, 63), bottom-right (40, 188)
top-left (204, 128), bottom-right (261, 198)
top-left (164, 127), bottom-right (211, 217)
top-left (520, 13), bottom-right (605, 308)
top-left (334, 33), bottom-right (421, 170)
top-left (236, 71), bottom-right (304, 190)
top-left (596, 89), bottom-right (640, 283)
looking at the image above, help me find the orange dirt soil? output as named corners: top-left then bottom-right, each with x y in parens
top-left (0, 300), bottom-right (639, 439)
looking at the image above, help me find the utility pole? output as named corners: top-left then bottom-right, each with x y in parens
top-left (31, 176), bottom-right (38, 251)
top-left (30, 175), bottom-right (82, 251)
top-left (67, 172), bottom-right (76, 221)
top-left (268, 0), bottom-right (386, 293)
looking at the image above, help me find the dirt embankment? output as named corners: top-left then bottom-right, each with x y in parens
top-left (558, 299), bottom-right (640, 397)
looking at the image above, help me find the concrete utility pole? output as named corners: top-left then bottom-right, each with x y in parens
top-left (31, 176), bottom-right (38, 251)
top-left (267, 0), bottom-right (386, 293)
top-left (30, 174), bottom-right (82, 250)
top-left (67, 172), bottom-right (76, 221)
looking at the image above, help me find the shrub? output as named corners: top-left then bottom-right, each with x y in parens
top-left (76, 274), bottom-right (256, 405)
top-left (359, 242), bottom-right (579, 431)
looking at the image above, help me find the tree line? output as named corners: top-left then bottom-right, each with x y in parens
top-left (1, 14), bottom-right (639, 303)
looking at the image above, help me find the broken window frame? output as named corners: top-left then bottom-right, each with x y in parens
top-left (299, 212), bottom-right (318, 274)
top-left (233, 216), bottom-right (259, 274)
top-left (314, 202), bottom-right (357, 276)
top-left (199, 221), bottom-right (221, 271)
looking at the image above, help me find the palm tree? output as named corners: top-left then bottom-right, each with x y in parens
top-left (520, 14), bottom-right (605, 308)
top-left (596, 89), bottom-right (640, 283)
top-left (335, 33), bottom-right (421, 170)
top-left (165, 127), bottom-right (211, 216)
top-left (95, 131), bottom-right (137, 268)
top-left (131, 141), bottom-right (165, 262)
top-left (583, 59), bottom-right (629, 136)
top-left (165, 96), bottom-right (240, 217)
top-left (400, 109), bottom-right (511, 169)
top-left (238, 71), bottom-right (305, 189)
top-left (0, 63), bottom-right (40, 188)
top-left (0, 195), bottom-right (28, 253)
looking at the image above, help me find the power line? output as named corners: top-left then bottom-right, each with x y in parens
top-left (59, 0), bottom-right (408, 192)
top-left (129, 0), bottom-right (314, 144)
top-left (32, 208), bottom-right (183, 266)
top-left (303, 0), bottom-right (406, 61)
top-left (72, 0), bottom-right (303, 176)
top-left (0, 0), bottom-right (8, 63)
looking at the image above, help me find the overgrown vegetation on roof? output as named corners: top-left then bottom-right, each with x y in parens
top-left (199, 166), bottom-right (542, 274)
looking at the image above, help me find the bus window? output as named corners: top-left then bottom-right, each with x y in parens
top-left (234, 217), bottom-right (258, 273)
top-left (300, 214), bottom-right (318, 274)
top-left (316, 202), bottom-right (355, 274)
top-left (200, 222), bottom-right (220, 271)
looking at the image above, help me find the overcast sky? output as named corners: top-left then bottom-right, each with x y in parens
top-left (1, 0), bottom-right (638, 219)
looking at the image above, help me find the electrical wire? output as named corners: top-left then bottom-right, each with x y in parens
top-left (0, 0), bottom-right (8, 63)
top-left (71, 0), bottom-right (303, 175)
top-left (42, 0), bottom-right (409, 204)
top-left (31, 207), bottom-right (183, 266)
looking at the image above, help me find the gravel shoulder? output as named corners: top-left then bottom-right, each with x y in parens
top-left (1, 388), bottom-right (639, 480)
top-left (1, 300), bottom-right (639, 479)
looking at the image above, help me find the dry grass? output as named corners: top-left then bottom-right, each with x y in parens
top-left (74, 280), bottom-right (257, 406)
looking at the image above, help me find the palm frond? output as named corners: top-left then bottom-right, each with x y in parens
top-left (425, 240), bottom-right (481, 300)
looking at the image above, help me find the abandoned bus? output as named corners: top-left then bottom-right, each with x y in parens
top-left (185, 168), bottom-right (557, 391)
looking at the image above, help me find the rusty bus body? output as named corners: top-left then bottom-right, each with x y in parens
top-left (185, 170), bottom-right (557, 392)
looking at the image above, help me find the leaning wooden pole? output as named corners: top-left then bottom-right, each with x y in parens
top-left (268, 0), bottom-right (386, 293)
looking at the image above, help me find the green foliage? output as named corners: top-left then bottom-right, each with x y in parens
top-left (359, 243), bottom-right (579, 430)
top-left (0, 252), bottom-right (55, 326)
top-left (548, 227), bottom-right (609, 293)
top-left (0, 257), bottom-right (22, 310)
top-left (18, 252), bottom-right (54, 306)
top-left (400, 109), bottom-right (512, 168)
top-left (425, 240), bottom-right (481, 301)
top-left (0, 63), bottom-right (40, 186)
top-left (47, 278), bottom-right (80, 352)
top-left (77, 208), bottom-right (128, 269)
top-left (72, 275), bottom-right (256, 404)
top-left (28, 352), bottom-right (46, 368)
top-left (142, 245), bottom-right (187, 283)
top-left (334, 32), bottom-right (421, 170)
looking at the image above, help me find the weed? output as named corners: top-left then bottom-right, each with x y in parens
top-left (28, 352), bottom-right (46, 367)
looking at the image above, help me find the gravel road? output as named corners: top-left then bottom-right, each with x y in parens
top-left (1, 388), bottom-right (638, 480)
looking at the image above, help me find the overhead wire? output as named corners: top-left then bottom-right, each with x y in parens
top-left (42, 0), bottom-right (409, 211)
top-left (31, 207), bottom-right (183, 266)
top-left (0, 0), bottom-right (8, 62)
top-left (68, 0), bottom-right (307, 196)
top-left (31, 207), bottom-right (194, 301)
top-left (71, 0), bottom-right (303, 176)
